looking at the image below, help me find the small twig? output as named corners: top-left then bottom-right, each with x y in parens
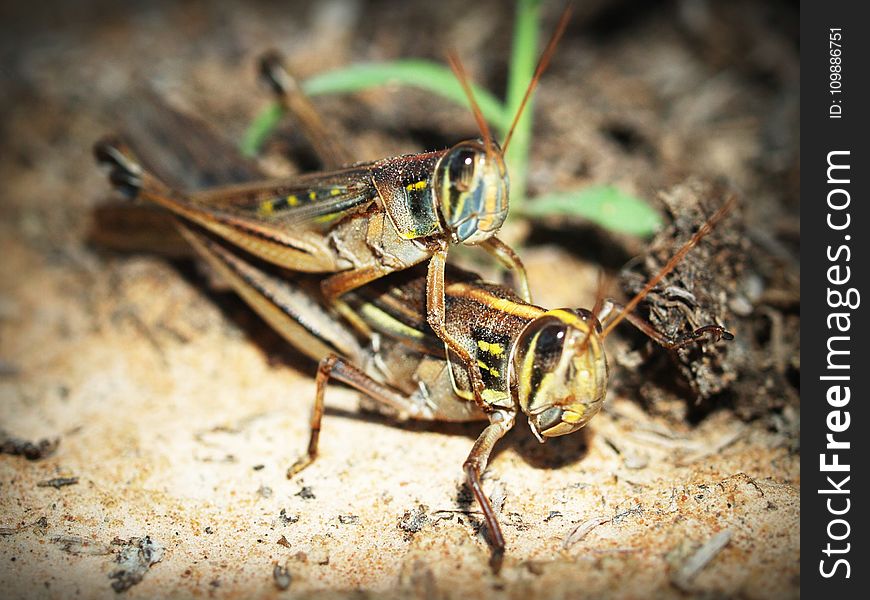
top-left (0, 516), bottom-right (49, 537)
top-left (625, 429), bottom-right (694, 449)
top-left (431, 509), bottom-right (483, 517)
top-left (562, 515), bottom-right (610, 549)
top-left (671, 530), bottom-right (732, 591)
top-left (52, 535), bottom-right (113, 556)
top-left (676, 426), bottom-right (745, 466)
top-left (37, 476), bottom-right (79, 489)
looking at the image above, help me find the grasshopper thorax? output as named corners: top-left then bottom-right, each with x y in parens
top-left (509, 309), bottom-right (609, 441)
top-left (433, 140), bottom-right (509, 245)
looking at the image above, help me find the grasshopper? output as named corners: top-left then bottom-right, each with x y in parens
top-left (93, 8), bottom-right (572, 414)
top-left (95, 99), bottom-right (732, 563)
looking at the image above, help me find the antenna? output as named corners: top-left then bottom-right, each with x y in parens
top-left (601, 196), bottom-right (737, 339)
top-left (591, 268), bottom-right (610, 322)
top-left (447, 51), bottom-right (495, 158)
top-left (502, 3), bottom-right (573, 153)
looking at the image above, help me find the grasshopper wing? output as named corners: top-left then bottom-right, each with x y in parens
top-left (188, 165), bottom-right (379, 231)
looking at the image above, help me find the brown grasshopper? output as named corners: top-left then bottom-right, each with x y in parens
top-left (94, 8), bottom-right (572, 415)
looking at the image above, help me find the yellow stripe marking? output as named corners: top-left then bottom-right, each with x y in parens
top-left (477, 340), bottom-right (505, 355)
top-left (476, 359), bottom-right (500, 379)
top-left (258, 201), bottom-right (274, 216)
top-left (454, 386), bottom-right (507, 403)
top-left (454, 387), bottom-right (474, 401)
top-left (405, 180), bottom-right (427, 192)
top-left (359, 304), bottom-right (425, 340)
top-left (518, 331), bottom-right (537, 411)
top-left (287, 195), bottom-right (299, 206)
top-left (308, 191), bottom-right (317, 200)
top-left (548, 309), bottom-right (592, 333)
top-left (482, 388), bottom-right (508, 403)
top-left (330, 188), bottom-right (342, 196)
top-left (449, 283), bottom-right (544, 320)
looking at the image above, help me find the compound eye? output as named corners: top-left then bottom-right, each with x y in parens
top-left (529, 322), bottom-right (567, 373)
top-left (447, 148), bottom-right (478, 192)
top-left (514, 318), bottom-right (568, 374)
top-left (513, 317), bottom-right (570, 414)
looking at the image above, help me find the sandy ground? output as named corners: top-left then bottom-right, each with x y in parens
top-left (1, 1), bottom-right (799, 598)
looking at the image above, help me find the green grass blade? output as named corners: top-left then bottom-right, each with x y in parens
top-left (241, 60), bottom-right (507, 157)
top-left (303, 60), bottom-right (506, 123)
top-left (240, 103), bottom-right (285, 157)
top-left (517, 186), bottom-right (663, 237)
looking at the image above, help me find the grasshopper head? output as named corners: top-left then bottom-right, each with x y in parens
top-left (510, 309), bottom-right (608, 441)
top-left (433, 140), bottom-right (509, 245)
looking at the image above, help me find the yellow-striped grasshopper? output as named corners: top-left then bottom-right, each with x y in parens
top-left (94, 10), bottom-right (571, 413)
top-left (169, 203), bottom-right (732, 567)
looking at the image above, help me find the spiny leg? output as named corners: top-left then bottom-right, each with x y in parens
top-left (288, 353), bottom-right (434, 478)
top-left (463, 412), bottom-right (515, 567)
top-left (426, 245), bottom-right (488, 411)
top-left (258, 50), bottom-right (353, 170)
top-left (479, 236), bottom-right (532, 303)
top-left (597, 299), bottom-right (733, 349)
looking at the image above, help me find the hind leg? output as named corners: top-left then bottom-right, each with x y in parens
top-left (287, 353), bottom-right (436, 478)
top-left (257, 50), bottom-right (352, 169)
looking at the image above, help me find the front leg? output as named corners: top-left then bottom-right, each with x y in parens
top-left (478, 236), bottom-right (532, 303)
top-left (426, 245), bottom-right (488, 411)
top-left (463, 411), bottom-right (516, 571)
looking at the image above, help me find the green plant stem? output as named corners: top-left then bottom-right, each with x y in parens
top-left (240, 60), bottom-right (506, 158)
top-left (503, 0), bottom-right (541, 211)
top-left (241, 104), bottom-right (285, 158)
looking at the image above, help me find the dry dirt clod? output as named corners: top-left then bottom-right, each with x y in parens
top-left (108, 536), bottom-right (165, 593)
top-left (0, 429), bottom-right (60, 460)
top-left (1, 516), bottom-right (49, 537)
top-left (279, 509), bottom-right (300, 524)
top-left (398, 505), bottom-right (429, 539)
top-left (273, 563), bottom-right (292, 591)
top-left (295, 486), bottom-right (315, 500)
